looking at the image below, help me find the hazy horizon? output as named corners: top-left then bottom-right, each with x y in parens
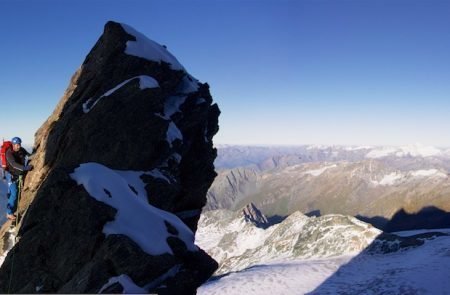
top-left (213, 142), bottom-right (450, 149)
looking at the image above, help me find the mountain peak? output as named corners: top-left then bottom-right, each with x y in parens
top-left (366, 143), bottom-right (442, 159)
top-left (0, 21), bottom-right (220, 294)
top-left (242, 203), bottom-right (269, 228)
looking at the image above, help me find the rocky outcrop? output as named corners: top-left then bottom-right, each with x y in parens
top-left (0, 21), bottom-right (219, 293)
top-left (242, 203), bottom-right (269, 228)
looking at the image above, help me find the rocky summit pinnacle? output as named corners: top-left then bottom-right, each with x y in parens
top-left (242, 203), bottom-right (269, 228)
top-left (0, 21), bottom-right (220, 294)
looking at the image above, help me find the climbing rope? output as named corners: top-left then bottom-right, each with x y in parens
top-left (7, 175), bottom-right (23, 294)
top-left (15, 175), bottom-right (23, 229)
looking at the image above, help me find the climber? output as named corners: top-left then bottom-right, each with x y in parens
top-left (5, 137), bottom-right (33, 221)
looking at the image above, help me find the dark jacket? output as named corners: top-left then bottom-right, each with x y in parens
top-left (5, 147), bottom-right (30, 179)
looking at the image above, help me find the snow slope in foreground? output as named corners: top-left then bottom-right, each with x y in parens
top-left (198, 229), bottom-right (450, 295)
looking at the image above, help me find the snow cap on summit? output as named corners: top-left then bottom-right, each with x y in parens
top-left (121, 23), bottom-right (185, 71)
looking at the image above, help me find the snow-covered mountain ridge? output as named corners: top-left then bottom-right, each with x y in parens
top-left (197, 206), bottom-right (450, 294)
top-left (198, 228), bottom-right (450, 295)
top-left (366, 144), bottom-right (444, 158)
top-left (196, 206), bottom-right (381, 275)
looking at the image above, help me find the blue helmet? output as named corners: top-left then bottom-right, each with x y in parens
top-left (11, 137), bottom-right (22, 145)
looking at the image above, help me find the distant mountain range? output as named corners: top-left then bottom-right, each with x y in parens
top-left (207, 144), bottom-right (450, 231)
top-left (214, 144), bottom-right (450, 170)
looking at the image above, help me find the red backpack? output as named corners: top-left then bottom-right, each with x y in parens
top-left (1, 140), bottom-right (12, 171)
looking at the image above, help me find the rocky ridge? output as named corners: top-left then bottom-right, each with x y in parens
top-left (0, 21), bottom-right (219, 294)
top-left (196, 207), bottom-right (381, 275)
top-left (196, 205), bottom-right (447, 277)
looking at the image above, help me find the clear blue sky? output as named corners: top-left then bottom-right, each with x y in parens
top-left (1, 0), bottom-right (449, 147)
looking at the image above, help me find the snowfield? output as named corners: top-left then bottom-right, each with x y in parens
top-left (198, 229), bottom-right (450, 295)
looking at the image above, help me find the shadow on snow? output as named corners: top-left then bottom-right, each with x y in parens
top-left (307, 205), bottom-right (450, 294)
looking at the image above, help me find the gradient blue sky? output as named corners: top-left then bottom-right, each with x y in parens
top-left (1, 0), bottom-right (449, 147)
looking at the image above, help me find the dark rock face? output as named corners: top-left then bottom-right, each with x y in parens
top-left (365, 231), bottom-right (449, 254)
top-left (0, 21), bottom-right (219, 293)
top-left (384, 206), bottom-right (450, 232)
top-left (242, 203), bottom-right (269, 228)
